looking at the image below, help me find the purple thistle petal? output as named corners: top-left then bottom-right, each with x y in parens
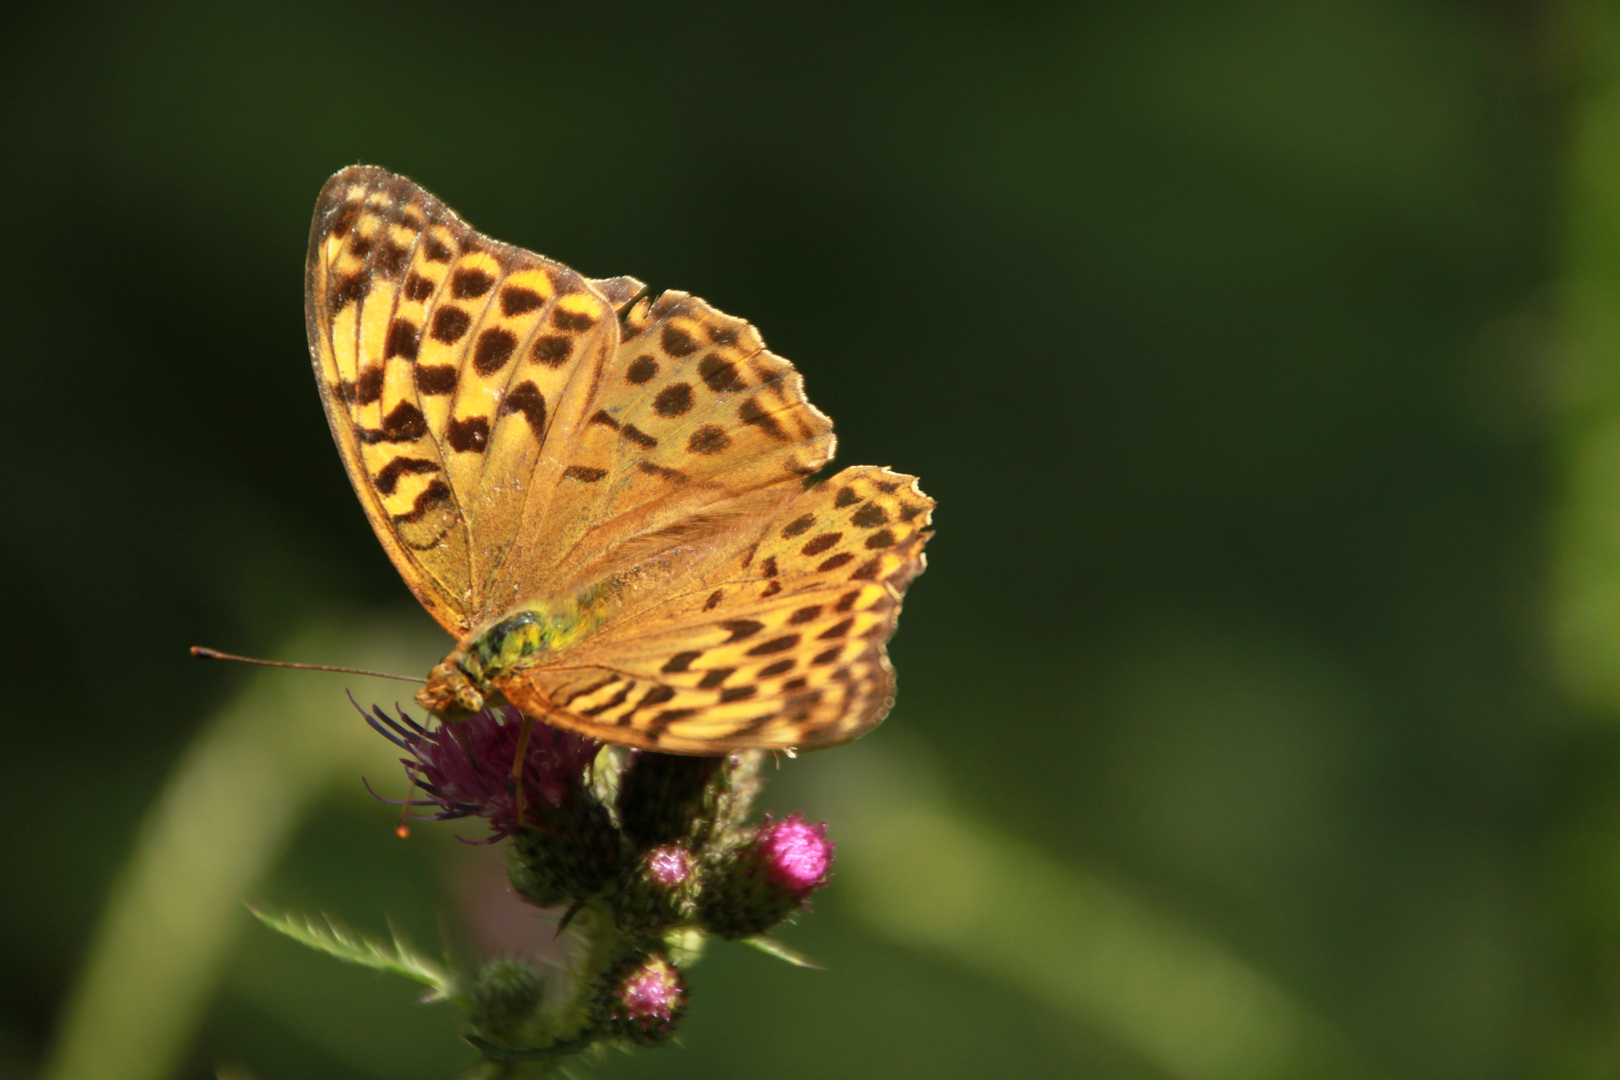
top-left (357, 701), bottom-right (600, 841)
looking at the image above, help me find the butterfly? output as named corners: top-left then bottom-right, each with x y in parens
top-left (306, 165), bottom-right (933, 755)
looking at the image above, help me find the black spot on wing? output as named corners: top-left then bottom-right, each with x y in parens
top-left (355, 366), bottom-right (384, 405)
top-left (661, 324), bottom-right (699, 356)
top-left (687, 425), bottom-right (731, 455)
top-left (376, 240), bottom-right (408, 278)
top-left (373, 457), bottom-right (437, 495)
top-left (661, 651), bottom-right (702, 674)
top-left (654, 383), bottom-right (694, 417)
top-left (782, 515), bottom-right (815, 538)
top-left (530, 335), bottom-right (572, 368)
top-left (851, 504), bottom-right (889, 527)
top-left (621, 424), bottom-right (657, 448)
top-left (416, 364), bottom-right (457, 396)
top-left (698, 354), bottom-right (745, 392)
top-left (739, 397), bottom-right (787, 440)
top-left (501, 286), bottom-right (544, 316)
top-left (720, 620), bottom-right (764, 642)
top-left (581, 682), bottom-right (633, 717)
top-left (404, 272), bottom-right (435, 302)
top-left (627, 356), bottom-right (658, 384)
top-left (501, 381), bottom-right (547, 436)
top-left (553, 308), bottom-right (597, 332)
top-left (386, 318), bottom-right (420, 360)
top-left (801, 533), bottom-right (841, 556)
top-left (745, 634), bottom-right (800, 656)
top-left (447, 416), bottom-right (489, 453)
top-left (451, 267), bottom-right (495, 299)
top-left (817, 618), bottom-right (854, 640)
top-left (330, 273), bottom-right (367, 312)
top-left (358, 402), bottom-right (428, 444)
top-left (431, 306), bottom-right (471, 344)
top-left (473, 327), bottom-right (518, 375)
top-left (392, 479), bottom-right (451, 523)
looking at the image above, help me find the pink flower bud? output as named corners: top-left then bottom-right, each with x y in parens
top-left (756, 814), bottom-right (835, 895)
top-left (599, 952), bottom-right (687, 1045)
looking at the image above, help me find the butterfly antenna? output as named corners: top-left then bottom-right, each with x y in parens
top-left (190, 646), bottom-right (425, 684)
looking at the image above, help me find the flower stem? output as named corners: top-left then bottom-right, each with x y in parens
top-left (465, 901), bottom-right (622, 1080)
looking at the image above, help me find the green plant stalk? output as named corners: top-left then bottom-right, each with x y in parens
top-left (466, 900), bottom-right (625, 1079)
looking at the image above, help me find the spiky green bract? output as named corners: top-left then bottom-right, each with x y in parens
top-left (740, 933), bottom-right (824, 969)
top-left (703, 752), bottom-right (765, 849)
top-left (507, 793), bottom-right (621, 908)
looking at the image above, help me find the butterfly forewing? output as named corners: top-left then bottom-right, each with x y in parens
top-left (306, 166), bottom-right (634, 633)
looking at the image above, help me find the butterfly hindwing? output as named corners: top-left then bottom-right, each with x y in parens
top-left (481, 289), bottom-right (838, 609)
top-left (497, 466), bottom-right (934, 752)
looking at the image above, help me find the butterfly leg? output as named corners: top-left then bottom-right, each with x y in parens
top-left (510, 713), bottom-right (536, 828)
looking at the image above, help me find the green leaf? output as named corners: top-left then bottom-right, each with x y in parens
top-left (248, 905), bottom-right (453, 1001)
top-left (740, 934), bottom-right (824, 969)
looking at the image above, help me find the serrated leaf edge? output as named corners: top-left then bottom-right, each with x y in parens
top-left (248, 903), bottom-right (453, 1000)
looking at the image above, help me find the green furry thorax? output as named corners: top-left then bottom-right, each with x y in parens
top-left (458, 590), bottom-right (610, 684)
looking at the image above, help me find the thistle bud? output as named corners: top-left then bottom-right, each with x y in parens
top-left (596, 950), bottom-right (686, 1046)
top-left (698, 814), bottom-right (835, 939)
top-left (609, 843), bottom-right (701, 936)
top-left (507, 794), bottom-right (621, 908)
top-left (467, 958), bottom-right (543, 1038)
top-left (616, 752), bottom-right (722, 849)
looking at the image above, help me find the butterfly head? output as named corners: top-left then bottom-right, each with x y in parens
top-left (416, 660), bottom-right (489, 721)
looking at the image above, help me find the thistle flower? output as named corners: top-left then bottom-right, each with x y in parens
top-left (698, 814), bottom-right (836, 939)
top-left (360, 701), bottom-right (599, 841)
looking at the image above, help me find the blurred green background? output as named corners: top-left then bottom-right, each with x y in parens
top-left (9, 0), bottom-right (1620, 1077)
